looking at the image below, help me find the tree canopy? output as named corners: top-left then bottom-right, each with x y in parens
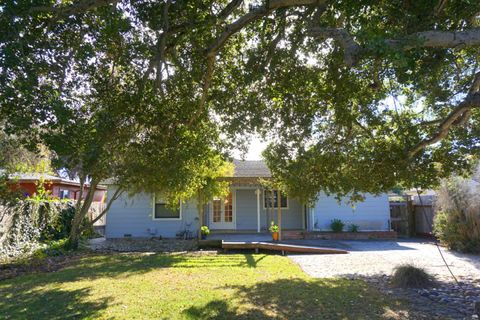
top-left (1, 0), bottom-right (480, 204)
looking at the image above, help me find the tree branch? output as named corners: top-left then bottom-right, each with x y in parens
top-left (218, 0), bottom-right (244, 21)
top-left (154, 1), bottom-right (171, 92)
top-left (90, 187), bottom-right (123, 225)
top-left (308, 27), bottom-right (480, 66)
top-left (198, 0), bottom-right (327, 117)
top-left (408, 91), bottom-right (480, 158)
top-left (308, 28), bottom-right (361, 66)
top-left (386, 29), bottom-right (480, 50)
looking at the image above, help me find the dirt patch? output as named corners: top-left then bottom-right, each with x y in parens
top-left (0, 254), bottom-right (89, 281)
top-left (88, 238), bottom-right (198, 252)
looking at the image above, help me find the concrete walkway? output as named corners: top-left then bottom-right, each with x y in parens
top-left (288, 239), bottom-right (480, 282)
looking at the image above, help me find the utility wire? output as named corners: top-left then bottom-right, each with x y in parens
top-left (415, 188), bottom-right (468, 313)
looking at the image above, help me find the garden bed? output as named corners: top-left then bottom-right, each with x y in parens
top-left (283, 230), bottom-right (397, 240)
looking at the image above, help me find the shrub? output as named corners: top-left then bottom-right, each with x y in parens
top-left (330, 219), bottom-right (345, 232)
top-left (433, 177), bottom-right (480, 253)
top-left (348, 224), bottom-right (359, 232)
top-left (391, 264), bottom-right (434, 288)
top-left (200, 226), bottom-right (210, 236)
top-left (0, 200), bottom-right (87, 259)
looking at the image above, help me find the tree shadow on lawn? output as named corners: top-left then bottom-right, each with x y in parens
top-left (0, 286), bottom-right (112, 320)
top-left (63, 252), bottom-right (269, 278)
top-left (0, 252), bottom-right (270, 285)
top-left (184, 278), bottom-right (412, 320)
top-left (0, 253), bottom-right (272, 319)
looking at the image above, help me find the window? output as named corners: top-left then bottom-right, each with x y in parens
top-left (224, 193), bottom-right (233, 222)
top-left (213, 198), bottom-right (222, 222)
top-left (212, 193), bottom-right (233, 223)
top-left (264, 190), bottom-right (288, 209)
top-left (59, 190), bottom-right (70, 199)
top-left (153, 196), bottom-right (181, 220)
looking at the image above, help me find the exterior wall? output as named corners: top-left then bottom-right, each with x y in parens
top-left (105, 185), bottom-right (199, 238)
top-left (235, 189), bottom-right (258, 230)
top-left (312, 193), bottom-right (390, 231)
top-left (105, 186), bottom-right (389, 238)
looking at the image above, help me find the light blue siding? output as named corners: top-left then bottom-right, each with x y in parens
top-left (105, 186), bottom-right (199, 238)
top-left (105, 186), bottom-right (389, 238)
top-left (232, 189), bottom-right (304, 230)
top-left (235, 189), bottom-right (258, 230)
top-left (312, 193), bottom-right (390, 231)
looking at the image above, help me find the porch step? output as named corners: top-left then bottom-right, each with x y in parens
top-left (221, 241), bottom-right (348, 254)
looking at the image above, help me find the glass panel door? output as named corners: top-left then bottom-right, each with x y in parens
top-left (210, 192), bottom-right (235, 229)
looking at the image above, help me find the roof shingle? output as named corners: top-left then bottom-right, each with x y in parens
top-left (232, 160), bottom-right (271, 178)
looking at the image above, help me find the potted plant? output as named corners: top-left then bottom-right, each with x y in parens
top-left (200, 226), bottom-right (210, 240)
top-left (269, 221), bottom-right (279, 241)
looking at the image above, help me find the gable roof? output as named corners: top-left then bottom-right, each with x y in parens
top-left (232, 159), bottom-right (271, 178)
top-left (101, 159), bottom-right (272, 185)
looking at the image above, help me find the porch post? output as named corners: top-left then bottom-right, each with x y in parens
top-left (256, 188), bottom-right (261, 233)
top-left (278, 190), bottom-right (282, 241)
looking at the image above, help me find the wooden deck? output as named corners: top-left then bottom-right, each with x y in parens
top-left (221, 241), bottom-right (348, 254)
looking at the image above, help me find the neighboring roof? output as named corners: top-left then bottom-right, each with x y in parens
top-left (7, 172), bottom-right (106, 189)
top-left (232, 159), bottom-right (271, 178)
top-left (9, 172), bottom-right (63, 182)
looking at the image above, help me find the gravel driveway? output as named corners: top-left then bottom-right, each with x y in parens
top-left (288, 239), bottom-right (480, 282)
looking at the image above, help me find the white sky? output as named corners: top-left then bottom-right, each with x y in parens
top-left (232, 135), bottom-right (268, 160)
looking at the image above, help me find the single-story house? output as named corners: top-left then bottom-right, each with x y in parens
top-left (104, 160), bottom-right (391, 239)
top-left (7, 172), bottom-right (106, 203)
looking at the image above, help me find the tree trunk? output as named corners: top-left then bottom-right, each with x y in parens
top-left (67, 180), bottom-right (98, 249)
top-left (198, 195), bottom-right (204, 240)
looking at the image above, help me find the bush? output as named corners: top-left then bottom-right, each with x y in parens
top-left (0, 200), bottom-right (87, 259)
top-left (391, 264), bottom-right (434, 288)
top-left (200, 226), bottom-right (210, 236)
top-left (348, 224), bottom-right (359, 232)
top-left (433, 177), bottom-right (480, 253)
top-left (330, 219), bottom-right (345, 232)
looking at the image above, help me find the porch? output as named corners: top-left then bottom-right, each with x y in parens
top-left (204, 184), bottom-right (308, 238)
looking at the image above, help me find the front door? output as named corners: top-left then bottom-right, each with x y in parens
top-left (210, 192), bottom-right (235, 229)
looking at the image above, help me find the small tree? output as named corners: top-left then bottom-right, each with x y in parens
top-left (194, 159), bottom-right (233, 239)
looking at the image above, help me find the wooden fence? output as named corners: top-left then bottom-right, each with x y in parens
top-left (390, 200), bottom-right (435, 237)
top-left (87, 202), bottom-right (107, 226)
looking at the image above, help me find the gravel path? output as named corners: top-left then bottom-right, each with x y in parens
top-left (288, 240), bottom-right (480, 282)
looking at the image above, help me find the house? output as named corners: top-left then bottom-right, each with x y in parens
top-left (7, 172), bottom-right (107, 203)
top-left (104, 160), bottom-right (391, 239)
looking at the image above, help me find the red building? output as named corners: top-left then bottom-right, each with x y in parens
top-left (8, 173), bottom-right (106, 203)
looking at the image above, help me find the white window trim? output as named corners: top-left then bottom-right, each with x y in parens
top-left (263, 190), bottom-right (289, 210)
top-left (152, 195), bottom-right (182, 221)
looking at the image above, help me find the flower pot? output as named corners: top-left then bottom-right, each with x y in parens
top-left (271, 232), bottom-right (279, 241)
top-left (201, 234), bottom-right (207, 240)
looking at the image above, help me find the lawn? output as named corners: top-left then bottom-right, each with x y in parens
top-left (0, 252), bottom-right (410, 319)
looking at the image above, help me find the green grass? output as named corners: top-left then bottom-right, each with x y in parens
top-left (0, 252), bottom-right (409, 319)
